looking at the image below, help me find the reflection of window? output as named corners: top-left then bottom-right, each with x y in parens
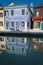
top-left (6, 37), bottom-right (10, 42)
top-left (33, 38), bottom-right (39, 42)
top-left (12, 37), bottom-right (14, 42)
top-left (0, 13), bottom-right (3, 17)
top-left (11, 10), bottom-right (14, 16)
top-left (35, 10), bottom-right (40, 16)
top-left (12, 46), bottom-right (14, 51)
top-left (0, 37), bottom-right (4, 41)
top-left (22, 9), bottom-right (25, 15)
top-left (22, 48), bottom-right (24, 52)
top-left (11, 22), bottom-right (14, 27)
top-left (6, 46), bottom-right (10, 50)
top-left (0, 22), bottom-right (3, 26)
top-left (34, 22), bottom-right (40, 28)
top-left (1, 44), bottom-right (5, 48)
top-left (21, 38), bottom-right (24, 43)
top-left (33, 46), bottom-right (38, 50)
top-left (21, 22), bottom-right (25, 27)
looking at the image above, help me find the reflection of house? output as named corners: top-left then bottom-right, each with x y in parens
top-left (6, 37), bottom-right (29, 55)
top-left (4, 2), bottom-right (32, 31)
top-left (32, 38), bottom-right (43, 54)
top-left (32, 4), bottom-right (43, 30)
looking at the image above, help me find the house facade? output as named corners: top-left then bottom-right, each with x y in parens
top-left (4, 3), bottom-right (32, 31)
top-left (32, 4), bottom-right (43, 30)
top-left (0, 5), bottom-right (4, 30)
top-left (0, 5), bottom-right (6, 51)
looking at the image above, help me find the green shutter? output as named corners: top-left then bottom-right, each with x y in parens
top-left (22, 9), bottom-right (25, 15)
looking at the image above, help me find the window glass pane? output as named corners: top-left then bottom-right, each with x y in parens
top-left (21, 22), bottom-right (25, 27)
top-left (0, 22), bottom-right (3, 26)
top-left (1, 44), bottom-right (5, 48)
top-left (4, 11), bottom-right (6, 16)
top-left (11, 10), bottom-right (14, 16)
top-left (27, 22), bottom-right (29, 27)
top-left (37, 22), bottom-right (40, 27)
top-left (0, 37), bottom-right (4, 41)
top-left (6, 22), bottom-right (8, 29)
top-left (33, 38), bottom-right (39, 42)
top-left (0, 13), bottom-right (3, 17)
top-left (35, 10), bottom-right (40, 16)
top-left (4, 11), bottom-right (8, 16)
top-left (34, 22), bottom-right (40, 28)
top-left (34, 22), bottom-right (36, 27)
top-left (22, 9), bottom-right (25, 15)
top-left (40, 38), bottom-right (43, 42)
top-left (11, 22), bottom-right (14, 27)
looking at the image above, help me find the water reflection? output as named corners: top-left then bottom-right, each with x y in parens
top-left (32, 38), bottom-right (43, 54)
top-left (0, 36), bottom-right (43, 55)
top-left (6, 37), bottom-right (32, 55)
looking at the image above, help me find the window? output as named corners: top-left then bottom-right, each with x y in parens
top-left (40, 38), bottom-right (43, 42)
top-left (11, 22), bottom-right (14, 27)
top-left (33, 38), bottom-right (39, 42)
top-left (34, 22), bottom-right (40, 28)
top-left (0, 22), bottom-right (3, 26)
top-left (4, 11), bottom-right (8, 16)
top-left (0, 37), bottom-right (4, 41)
top-left (21, 22), bottom-right (25, 27)
top-left (21, 38), bottom-right (24, 43)
top-left (27, 22), bottom-right (29, 27)
top-left (4, 11), bottom-right (6, 16)
top-left (22, 9), bottom-right (25, 15)
top-left (12, 37), bottom-right (14, 42)
top-left (35, 10), bottom-right (40, 16)
top-left (11, 10), bottom-right (14, 16)
top-left (6, 22), bottom-right (8, 29)
top-left (0, 13), bottom-right (3, 17)
top-left (1, 44), bottom-right (5, 48)
top-left (16, 22), bottom-right (19, 30)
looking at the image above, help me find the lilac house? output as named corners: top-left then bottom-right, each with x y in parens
top-left (4, 3), bottom-right (32, 31)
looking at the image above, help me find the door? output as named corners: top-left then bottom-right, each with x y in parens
top-left (16, 22), bottom-right (19, 31)
top-left (41, 23), bottom-right (43, 30)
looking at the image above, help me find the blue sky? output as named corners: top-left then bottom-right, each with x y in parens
top-left (0, 0), bottom-right (43, 7)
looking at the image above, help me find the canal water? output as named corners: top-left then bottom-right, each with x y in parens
top-left (0, 36), bottom-right (43, 65)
